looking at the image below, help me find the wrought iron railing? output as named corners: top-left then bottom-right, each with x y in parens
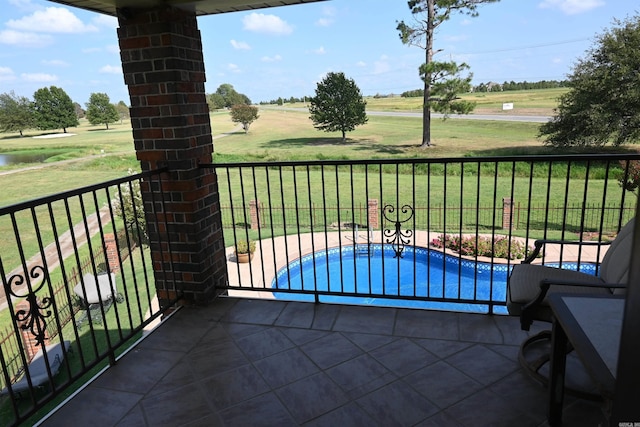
top-left (206, 154), bottom-right (639, 313)
top-left (0, 169), bottom-right (179, 426)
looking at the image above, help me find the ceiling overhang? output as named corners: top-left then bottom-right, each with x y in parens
top-left (46, 0), bottom-right (328, 17)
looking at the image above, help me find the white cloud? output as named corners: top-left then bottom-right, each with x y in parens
top-left (230, 39), bottom-right (251, 50)
top-left (356, 61), bottom-right (367, 67)
top-left (316, 6), bottom-right (336, 26)
top-left (7, 7), bottom-right (98, 33)
top-left (42, 59), bottom-right (69, 66)
top-left (316, 18), bottom-right (333, 27)
top-left (82, 47), bottom-right (102, 53)
top-left (0, 67), bottom-right (16, 81)
top-left (0, 29), bottom-right (53, 47)
top-left (106, 45), bottom-right (120, 54)
top-left (242, 13), bottom-right (293, 35)
top-left (313, 46), bottom-right (326, 55)
top-left (21, 72), bottom-right (57, 82)
top-left (227, 63), bottom-right (240, 72)
top-left (99, 65), bottom-right (122, 74)
top-left (261, 54), bottom-right (282, 62)
top-left (92, 14), bottom-right (117, 28)
top-left (538, 0), bottom-right (605, 15)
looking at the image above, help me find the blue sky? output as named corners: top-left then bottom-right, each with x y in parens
top-left (0, 0), bottom-right (637, 105)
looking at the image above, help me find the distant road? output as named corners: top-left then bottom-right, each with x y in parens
top-left (261, 106), bottom-right (551, 123)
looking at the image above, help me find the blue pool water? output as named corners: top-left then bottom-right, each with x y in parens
top-left (271, 244), bottom-right (597, 314)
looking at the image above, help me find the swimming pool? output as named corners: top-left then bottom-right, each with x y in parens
top-left (271, 244), bottom-right (597, 314)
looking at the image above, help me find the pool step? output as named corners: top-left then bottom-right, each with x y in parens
top-left (355, 244), bottom-right (373, 257)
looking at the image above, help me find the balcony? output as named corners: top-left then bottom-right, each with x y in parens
top-left (0, 155), bottom-right (635, 426)
top-left (38, 297), bottom-right (606, 426)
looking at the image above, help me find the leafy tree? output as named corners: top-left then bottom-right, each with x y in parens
top-left (0, 91), bottom-right (34, 136)
top-left (618, 160), bottom-right (640, 196)
top-left (32, 86), bottom-right (79, 133)
top-left (397, 0), bottom-right (499, 147)
top-left (207, 93), bottom-right (225, 110)
top-left (115, 100), bottom-right (130, 123)
top-left (114, 170), bottom-right (148, 246)
top-left (540, 15), bottom-right (640, 147)
top-left (86, 92), bottom-right (119, 129)
top-left (214, 83), bottom-right (251, 108)
top-left (230, 104), bottom-right (259, 133)
top-left (308, 72), bottom-right (368, 142)
top-left (73, 102), bottom-right (85, 119)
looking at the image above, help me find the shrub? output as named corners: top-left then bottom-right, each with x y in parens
top-left (431, 234), bottom-right (530, 260)
top-left (235, 239), bottom-right (256, 254)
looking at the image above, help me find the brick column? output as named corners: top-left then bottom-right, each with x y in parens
top-left (118, 7), bottom-right (227, 306)
top-left (250, 200), bottom-right (262, 230)
top-left (502, 197), bottom-right (514, 230)
top-left (104, 233), bottom-right (120, 273)
top-left (368, 199), bottom-right (379, 230)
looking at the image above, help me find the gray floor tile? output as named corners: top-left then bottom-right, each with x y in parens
top-left (325, 353), bottom-right (394, 397)
top-left (253, 347), bottom-right (319, 388)
top-left (274, 302), bottom-right (319, 328)
top-left (405, 360), bottom-right (484, 409)
top-left (200, 364), bottom-right (270, 409)
top-left (394, 308), bottom-right (460, 339)
top-left (280, 327), bottom-right (329, 345)
top-left (276, 372), bottom-right (350, 424)
top-left (234, 327), bottom-right (295, 361)
top-left (300, 332), bottom-right (363, 369)
top-left (333, 305), bottom-right (397, 335)
top-left (445, 389), bottom-right (539, 427)
top-left (218, 393), bottom-right (298, 427)
top-left (414, 337), bottom-right (472, 358)
top-left (303, 402), bottom-right (381, 427)
top-left (356, 379), bottom-right (439, 426)
top-left (117, 404), bottom-right (148, 427)
top-left (489, 369), bottom-right (548, 424)
top-left (140, 383), bottom-right (214, 427)
top-left (40, 300), bottom-right (566, 427)
top-left (370, 337), bottom-right (438, 376)
top-left (186, 339), bottom-right (250, 377)
top-left (42, 387), bottom-right (142, 427)
top-left (445, 344), bottom-right (519, 385)
top-left (416, 411), bottom-right (464, 427)
top-left (92, 348), bottom-right (183, 394)
top-left (342, 331), bottom-right (398, 351)
top-left (222, 298), bottom-right (287, 325)
top-left (458, 313), bottom-right (504, 344)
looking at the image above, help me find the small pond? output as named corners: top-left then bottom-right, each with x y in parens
top-left (0, 153), bottom-right (51, 166)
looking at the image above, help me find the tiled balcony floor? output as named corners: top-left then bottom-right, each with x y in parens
top-left (40, 298), bottom-right (607, 426)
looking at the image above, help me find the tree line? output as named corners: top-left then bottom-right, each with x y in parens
top-left (400, 80), bottom-right (568, 98)
top-left (0, 86), bottom-right (130, 135)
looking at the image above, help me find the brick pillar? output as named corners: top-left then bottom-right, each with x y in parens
top-left (502, 197), bottom-right (514, 230)
top-left (368, 199), bottom-right (379, 230)
top-left (250, 200), bottom-right (261, 230)
top-left (118, 7), bottom-right (227, 306)
top-left (104, 233), bottom-right (120, 273)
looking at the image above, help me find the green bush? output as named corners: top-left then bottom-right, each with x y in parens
top-left (431, 233), bottom-right (530, 260)
top-left (234, 239), bottom-right (256, 254)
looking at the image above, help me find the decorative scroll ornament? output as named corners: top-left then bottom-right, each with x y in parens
top-left (8, 265), bottom-right (52, 346)
top-left (382, 204), bottom-right (414, 258)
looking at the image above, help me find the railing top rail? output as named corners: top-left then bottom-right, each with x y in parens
top-left (203, 153), bottom-right (640, 169)
top-left (0, 167), bottom-right (168, 215)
